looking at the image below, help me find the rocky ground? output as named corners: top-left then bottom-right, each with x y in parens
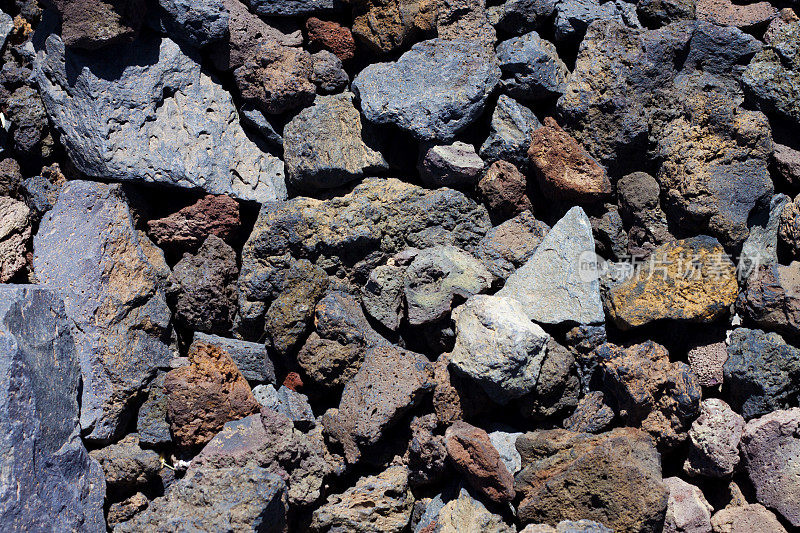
top-left (0, 0), bottom-right (799, 531)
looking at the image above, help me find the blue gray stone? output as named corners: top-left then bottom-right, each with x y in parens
top-left (0, 9), bottom-right (12, 51)
top-left (740, 194), bottom-right (791, 278)
top-left (554, 0), bottom-right (641, 43)
top-left (34, 33), bottom-right (286, 203)
top-left (480, 95), bottom-right (541, 169)
top-left (0, 286), bottom-right (105, 532)
top-left (353, 38), bottom-right (501, 142)
top-left (157, 0), bottom-right (230, 48)
top-left (492, 0), bottom-right (557, 35)
top-left (253, 384), bottom-right (316, 430)
top-left (34, 180), bottom-right (173, 443)
top-left (496, 31), bottom-right (568, 101)
top-left (137, 371), bottom-right (172, 447)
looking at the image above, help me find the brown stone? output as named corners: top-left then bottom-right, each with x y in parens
top-left (597, 341), bottom-right (702, 449)
top-left (528, 117), bottom-right (611, 204)
top-left (50, 0), bottom-right (145, 50)
top-left (107, 492), bottom-right (149, 528)
top-left (164, 342), bottom-right (260, 449)
top-left (306, 17), bottom-right (356, 61)
top-left (765, 9), bottom-right (799, 44)
top-left (779, 194), bottom-right (800, 259)
top-left (445, 421), bottom-right (515, 503)
top-left (478, 160), bottom-right (531, 220)
top-left (696, 0), bottom-right (777, 29)
top-left (0, 196), bottom-right (31, 282)
top-left (147, 194), bottom-right (240, 251)
top-left (0, 158), bottom-right (22, 197)
top-left (350, 0), bottom-right (437, 55)
top-left (711, 504), bottom-right (787, 533)
top-left (283, 372), bottom-right (303, 391)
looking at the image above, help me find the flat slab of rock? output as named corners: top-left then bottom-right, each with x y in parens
top-left (604, 236), bottom-right (738, 330)
top-left (34, 180), bottom-right (172, 442)
top-left (35, 33), bottom-right (286, 202)
top-left (0, 286), bottom-right (105, 531)
top-left (497, 206), bottom-right (604, 325)
top-left (245, 0), bottom-right (343, 16)
top-left (353, 38), bottom-right (501, 142)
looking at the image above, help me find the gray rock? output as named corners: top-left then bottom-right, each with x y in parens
top-left (563, 391), bottom-right (615, 433)
top-left (0, 286), bottom-right (105, 532)
top-left (158, 0), bottom-right (229, 48)
top-left (437, 0), bottom-right (497, 50)
top-left (253, 385), bottom-right (316, 430)
top-left (90, 433), bottom-right (161, 496)
top-left (489, 431), bottom-right (523, 474)
top-left (0, 9), bottom-right (12, 52)
top-left (362, 264), bottom-right (406, 332)
top-left (492, 0), bottom-right (557, 34)
top-left (284, 92), bottom-right (388, 191)
top-left (353, 38), bottom-right (501, 142)
top-left (724, 328), bottom-right (800, 420)
top-left (415, 487), bottom-right (515, 533)
top-left (34, 33), bottom-right (286, 203)
top-left (192, 332), bottom-right (276, 384)
top-left (480, 95), bottom-right (541, 168)
top-left (684, 399), bottom-right (744, 478)
top-left (740, 194), bottom-right (791, 278)
top-left (497, 206), bottom-right (604, 325)
top-left (519, 338), bottom-right (581, 421)
top-left (312, 50), bottom-right (349, 93)
top-left (450, 295), bottom-right (549, 404)
top-left (116, 465), bottom-right (287, 532)
top-left (663, 477), bottom-right (713, 533)
top-left (34, 181), bottom-right (172, 443)
top-left (475, 211), bottom-right (549, 279)
top-left (404, 246), bottom-right (493, 327)
top-left (245, 0), bottom-right (343, 16)
top-left (239, 105), bottom-right (283, 148)
top-left (419, 142), bottom-right (485, 189)
top-left (741, 408), bottom-right (800, 527)
top-left (496, 31), bottom-right (568, 101)
top-left (554, 0), bottom-right (641, 43)
top-left (136, 372), bottom-right (172, 447)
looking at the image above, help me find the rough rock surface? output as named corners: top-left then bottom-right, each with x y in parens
top-left (136, 372), bottom-right (171, 447)
top-left (740, 408), bottom-right (800, 527)
top-left (478, 161), bottom-right (531, 221)
top-left (723, 328), bottom-right (800, 420)
top-left (35, 33), bottom-right (286, 202)
top-left (419, 142), bottom-right (484, 189)
top-left (474, 211), bottom-right (549, 279)
top-left (245, 0), bottom-right (343, 16)
top-left (306, 17), bottom-right (356, 61)
top-left (164, 341), bottom-right (260, 449)
top-left (445, 421), bottom-right (515, 503)
top-left (710, 503), bottom-right (787, 533)
top-left (415, 487), bottom-right (515, 533)
top-left (192, 332), bottom-right (275, 384)
top-left (450, 295), bottom-right (549, 404)
top-left (89, 434), bottom-right (160, 496)
top-left (684, 399), bottom-right (744, 478)
top-left (353, 38), bottom-right (501, 142)
top-left (157, 0), bottom-right (229, 48)
top-left (0, 286), bottom-right (105, 531)
top-left (497, 206), bottom-right (604, 325)
top-left (253, 385), bottom-right (316, 430)
top-left (0, 196), bottom-right (30, 282)
top-left (323, 344), bottom-right (434, 463)
top-left (310, 465), bottom-right (413, 532)
top-left (480, 95), bottom-right (541, 169)
top-left (496, 31), bottom-right (568, 101)
top-left (663, 477), bottom-right (713, 533)
top-left (34, 180), bottom-right (172, 442)
top-left (284, 92), bottom-right (387, 191)
top-left (146, 194), bottom-right (240, 251)
top-left (49, 0), bottom-right (145, 49)
top-left (738, 261), bottom-right (800, 337)
top-left (515, 428), bottom-right (669, 532)
top-left (604, 236), bottom-right (738, 330)
top-left (349, 0), bottom-right (436, 54)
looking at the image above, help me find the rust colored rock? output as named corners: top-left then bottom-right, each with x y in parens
top-left (696, 0), bottom-right (777, 29)
top-left (528, 117), bottom-right (611, 204)
top-left (147, 194), bottom-right (240, 251)
top-left (283, 372), bottom-right (303, 391)
top-left (445, 421), bottom-right (515, 503)
top-left (164, 342), bottom-right (260, 449)
top-left (478, 160), bottom-right (531, 220)
top-left (350, 0), bottom-right (436, 55)
top-left (306, 17), bottom-right (356, 61)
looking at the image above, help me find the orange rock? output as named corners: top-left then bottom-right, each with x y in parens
top-left (306, 17), bottom-right (356, 61)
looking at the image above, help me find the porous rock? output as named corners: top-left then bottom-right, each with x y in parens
top-left (444, 421), bottom-right (515, 503)
top-left (684, 399), bottom-right (744, 478)
top-left (146, 194), bottom-right (240, 252)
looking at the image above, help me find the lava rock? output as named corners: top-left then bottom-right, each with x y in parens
top-left (779, 194), bottom-right (800, 259)
top-left (437, 0), bottom-right (497, 49)
top-left (349, 0), bottom-right (436, 55)
top-left (723, 328), bottom-right (800, 420)
top-left (146, 194), bottom-right (240, 252)
top-left (519, 338), bottom-right (581, 421)
top-left (48, 0), bottom-right (145, 49)
top-left (136, 372), bottom-right (172, 447)
top-left (696, 0), bottom-right (777, 29)
top-left (415, 487), bottom-right (515, 532)
top-left (497, 206), bottom-right (604, 325)
top-left (310, 465), bottom-right (413, 532)
top-left (637, 0), bottom-right (696, 25)
top-left (474, 211), bottom-right (549, 279)
top-left (617, 171), bottom-right (672, 256)
top-left (323, 344), bottom-right (434, 464)
top-left (0, 286), bottom-right (105, 531)
top-left (738, 261), bottom-right (800, 337)
top-left (687, 337), bottom-right (728, 388)
top-left (515, 427), bottom-right (669, 532)
top-left (562, 391), bottom-right (615, 434)
top-left (245, 0), bottom-right (343, 16)
top-left (405, 414), bottom-right (448, 487)
top-left (157, 0), bottom-right (229, 48)
top-left (362, 264), bottom-right (406, 332)
top-left (663, 477), bottom-right (713, 533)
top-left (306, 17), bottom-right (356, 61)
top-left (445, 421), bottom-right (515, 503)
top-left (191, 332), bottom-right (276, 384)
top-left (492, 0), bottom-right (557, 34)
top-left (419, 142), bottom-right (484, 189)
top-left (489, 431), bottom-right (523, 475)
top-left (604, 236), bottom-right (738, 330)
top-left (496, 31), bottom-right (568, 101)
top-left (0, 158), bottom-right (21, 197)
top-left (740, 408), bottom-right (800, 527)
top-left (35, 33), bottom-right (286, 202)
top-left (740, 194), bottom-right (790, 279)
top-left (598, 341), bottom-right (701, 449)
top-left (450, 295), bottom-right (549, 404)
top-left (168, 235), bottom-right (238, 335)
top-left (89, 434), bottom-right (160, 497)
top-left (710, 503), bottom-right (787, 533)
top-left (107, 493), bottom-right (148, 528)
top-left (352, 38), bottom-right (501, 142)
top-left (311, 50), bottom-right (349, 93)
top-left (164, 341), bottom-right (260, 449)
top-left (478, 160), bottom-right (531, 221)
top-left (116, 465), bottom-right (287, 532)
top-left (554, 0), bottom-right (641, 43)
top-left (34, 181), bottom-right (172, 442)
top-left (480, 95), bottom-right (541, 169)
top-left (0, 196), bottom-right (30, 282)
top-left (284, 92), bottom-right (387, 191)
top-left (684, 399), bottom-right (744, 478)
top-left (5, 84), bottom-right (48, 156)
top-left (253, 385), bottom-right (315, 430)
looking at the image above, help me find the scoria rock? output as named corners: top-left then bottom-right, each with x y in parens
top-left (157, 0), bottom-right (229, 48)
top-left (696, 0), bottom-right (777, 29)
top-left (89, 434), bottom-right (160, 497)
top-left (352, 38), bottom-right (501, 142)
top-left (496, 31), bottom-right (568, 101)
top-left (253, 385), bottom-right (316, 430)
top-left (349, 0), bottom-right (436, 54)
top-left (480, 95), bottom-right (541, 170)
top-left (419, 142), bottom-right (485, 190)
top-left (444, 421), bottom-right (515, 503)
top-left (35, 33), bottom-right (286, 202)
top-left (415, 487), bottom-right (515, 533)
top-left (146, 194), bottom-right (240, 251)
top-left (191, 332), bottom-right (276, 384)
top-left (478, 160), bottom-right (532, 221)
top-left (778, 192), bottom-right (800, 259)
top-left (0, 286), bottom-right (105, 532)
top-left (33, 181), bottom-right (172, 442)
top-left (306, 17), bottom-right (356, 61)
top-left (474, 211), bottom-right (549, 279)
top-left (48, 0), bottom-right (145, 49)
top-left (0, 196), bottom-right (30, 282)
top-left (738, 261), bottom-right (800, 337)
top-left (710, 503), bottom-right (787, 533)
top-left (245, 0), bottom-right (344, 16)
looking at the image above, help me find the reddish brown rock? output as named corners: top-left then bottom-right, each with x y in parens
top-left (444, 421), bottom-right (515, 503)
top-left (306, 17), bottom-right (356, 61)
top-left (528, 117), bottom-right (611, 204)
top-left (478, 160), bottom-right (531, 220)
top-left (164, 342), bottom-right (260, 449)
top-left (147, 194), bottom-right (240, 251)
top-left (50, 0), bottom-right (146, 50)
top-left (283, 372), bottom-right (303, 391)
top-left (697, 0), bottom-right (777, 29)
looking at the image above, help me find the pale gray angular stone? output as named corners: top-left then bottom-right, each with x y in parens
top-left (353, 38), bottom-right (501, 142)
top-left (450, 295), bottom-right (549, 404)
top-left (419, 142), bottom-right (485, 189)
top-left (0, 9), bottom-right (12, 51)
top-left (740, 194), bottom-right (790, 278)
top-left (480, 95), bottom-right (541, 168)
top-left (253, 385), bottom-right (315, 430)
top-left (554, 0), bottom-right (641, 43)
top-left (663, 477), bottom-right (713, 533)
top-left (684, 399), bottom-right (744, 479)
top-left (489, 431), bottom-right (523, 474)
top-left (246, 0), bottom-right (343, 16)
top-left (497, 206), bottom-right (604, 325)
top-left (35, 33), bottom-right (286, 203)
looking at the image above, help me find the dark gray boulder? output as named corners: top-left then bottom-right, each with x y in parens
top-left (496, 31), bottom-right (568, 101)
